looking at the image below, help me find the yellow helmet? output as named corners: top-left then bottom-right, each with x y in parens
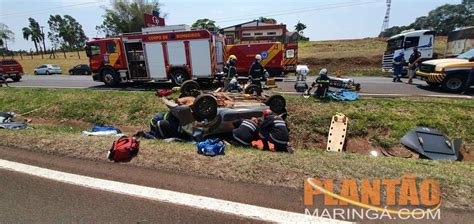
top-left (229, 55), bottom-right (237, 61)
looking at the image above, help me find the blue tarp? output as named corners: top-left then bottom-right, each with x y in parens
top-left (328, 89), bottom-right (359, 101)
top-left (197, 138), bottom-right (225, 156)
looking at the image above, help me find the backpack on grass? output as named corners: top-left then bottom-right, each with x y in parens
top-left (107, 136), bottom-right (140, 162)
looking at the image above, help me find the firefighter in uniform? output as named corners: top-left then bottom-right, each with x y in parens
top-left (232, 117), bottom-right (260, 147)
top-left (248, 54), bottom-right (267, 89)
top-left (223, 55), bottom-right (238, 91)
top-left (136, 111), bottom-right (184, 139)
top-left (259, 109), bottom-right (293, 153)
top-left (305, 68), bottom-right (330, 98)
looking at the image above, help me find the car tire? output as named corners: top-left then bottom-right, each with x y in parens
top-left (244, 84), bottom-right (262, 95)
top-left (192, 94), bottom-right (218, 122)
top-left (442, 74), bottom-right (466, 92)
top-left (11, 75), bottom-right (21, 82)
top-left (46, 71), bottom-right (50, 75)
top-left (69, 71), bottom-right (73, 75)
top-left (102, 68), bottom-right (121, 86)
top-left (170, 69), bottom-right (189, 86)
top-left (180, 80), bottom-right (201, 97)
top-left (34, 71), bottom-right (38, 75)
top-left (265, 95), bottom-right (287, 115)
top-left (85, 71), bottom-right (89, 75)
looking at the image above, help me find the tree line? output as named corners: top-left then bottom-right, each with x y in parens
top-left (380, 0), bottom-right (474, 37)
top-left (0, 0), bottom-right (309, 55)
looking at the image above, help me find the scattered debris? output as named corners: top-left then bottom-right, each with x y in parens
top-left (326, 113), bottom-right (348, 152)
top-left (400, 127), bottom-right (461, 161)
top-left (328, 89), bottom-right (359, 101)
top-left (82, 125), bottom-right (124, 137)
top-left (0, 122), bottom-right (28, 130)
top-left (107, 136), bottom-right (140, 162)
top-left (197, 138), bottom-right (225, 156)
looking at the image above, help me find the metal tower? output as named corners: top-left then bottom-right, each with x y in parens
top-left (381, 0), bottom-right (391, 32)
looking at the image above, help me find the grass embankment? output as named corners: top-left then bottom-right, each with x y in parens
top-left (0, 88), bottom-right (473, 208)
top-left (4, 51), bottom-right (88, 75)
top-left (298, 36), bottom-right (448, 76)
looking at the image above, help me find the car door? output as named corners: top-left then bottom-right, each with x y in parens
top-left (36, 65), bottom-right (46, 74)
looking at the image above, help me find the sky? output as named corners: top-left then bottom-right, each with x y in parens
top-left (0, 0), bottom-right (462, 51)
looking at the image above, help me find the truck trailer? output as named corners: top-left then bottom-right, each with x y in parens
top-left (85, 29), bottom-right (225, 86)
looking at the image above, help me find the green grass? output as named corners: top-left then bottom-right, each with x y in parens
top-left (1, 88), bottom-right (473, 150)
top-left (0, 124), bottom-right (472, 209)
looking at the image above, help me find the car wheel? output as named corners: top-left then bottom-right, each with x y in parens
top-left (46, 71), bottom-right (50, 75)
top-left (85, 71), bottom-right (89, 75)
top-left (170, 69), bottom-right (188, 86)
top-left (102, 68), bottom-right (120, 86)
top-left (244, 84), bottom-right (262, 95)
top-left (11, 75), bottom-right (21, 82)
top-left (180, 80), bottom-right (201, 97)
top-left (442, 74), bottom-right (466, 92)
top-left (265, 95), bottom-right (287, 115)
top-left (192, 94), bottom-right (218, 122)
top-left (69, 71), bottom-right (73, 75)
top-left (34, 71), bottom-right (38, 75)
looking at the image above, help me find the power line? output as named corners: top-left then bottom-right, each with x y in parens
top-left (0, 1), bottom-right (103, 18)
top-left (212, 1), bottom-right (358, 22)
top-left (214, 1), bottom-right (380, 24)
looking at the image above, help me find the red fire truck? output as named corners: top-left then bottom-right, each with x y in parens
top-left (225, 42), bottom-right (298, 77)
top-left (85, 29), bottom-right (225, 86)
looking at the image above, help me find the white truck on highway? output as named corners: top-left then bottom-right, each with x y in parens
top-left (382, 30), bottom-right (436, 74)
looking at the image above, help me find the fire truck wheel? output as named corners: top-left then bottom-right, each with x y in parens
top-left (170, 69), bottom-right (189, 86)
top-left (191, 94), bottom-right (218, 122)
top-left (102, 68), bottom-right (120, 86)
top-left (180, 80), bottom-right (201, 97)
top-left (265, 95), bottom-right (286, 115)
top-left (244, 84), bottom-right (262, 95)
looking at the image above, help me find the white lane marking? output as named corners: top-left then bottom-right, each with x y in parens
top-left (0, 159), bottom-right (350, 224)
top-left (275, 91), bottom-right (472, 99)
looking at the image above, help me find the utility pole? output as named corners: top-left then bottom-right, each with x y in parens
top-left (40, 26), bottom-right (47, 58)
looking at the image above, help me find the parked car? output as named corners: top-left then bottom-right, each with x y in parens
top-left (0, 59), bottom-right (23, 82)
top-left (34, 64), bottom-right (62, 75)
top-left (416, 49), bottom-right (474, 92)
top-left (69, 64), bottom-right (91, 75)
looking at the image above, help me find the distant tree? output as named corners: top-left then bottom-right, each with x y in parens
top-left (294, 21), bottom-right (307, 37)
top-left (48, 15), bottom-right (88, 50)
top-left (192, 18), bottom-right (218, 32)
top-left (379, 2), bottom-right (474, 37)
top-left (0, 23), bottom-right (14, 50)
top-left (96, 0), bottom-right (163, 37)
top-left (22, 18), bottom-right (44, 53)
top-left (258, 17), bottom-right (277, 24)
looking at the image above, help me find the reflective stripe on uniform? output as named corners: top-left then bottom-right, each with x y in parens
top-left (233, 132), bottom-right (250, 146)
top-left (156, 120), bottom-right (165, 138)
top-left (269, 133), bottom-right (288, 145)
top-left (242, 121), bottom-right (257, 132)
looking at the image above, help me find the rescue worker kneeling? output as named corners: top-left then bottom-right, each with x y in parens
top-left (305, 68), bottom-right (330, 98)
top-left (232, 117), bottom-right (260, 147)
top-left (259, 109), bottom-right (293, 153)
top-left (136, 111), bottom-right (183, 139)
